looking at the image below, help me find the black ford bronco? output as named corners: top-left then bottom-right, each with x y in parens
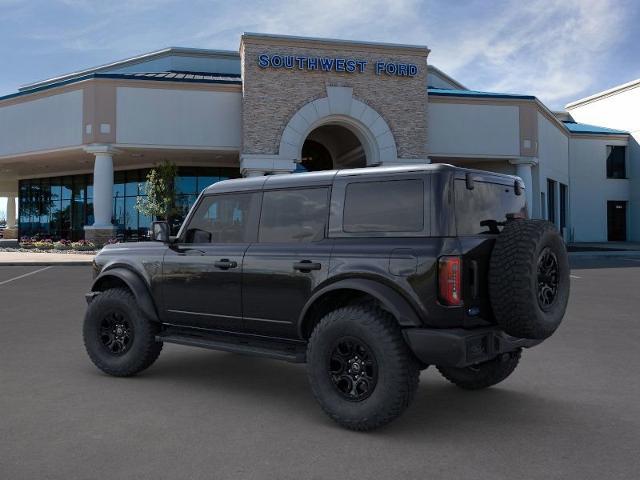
top-left (83, 164), bottom-right (569, 431)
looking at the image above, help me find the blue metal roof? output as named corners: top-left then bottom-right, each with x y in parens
top-left (562, 121), bottom-right (628, 135)
top-left (428, 87), bottom-right (535, 100)
top-left (118, 71), bottom-right (241, 82)
top-left (0, 71), bottom-right (242, 102)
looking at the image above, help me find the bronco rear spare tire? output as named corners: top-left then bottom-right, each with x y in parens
top-left (489, 219), bottom-right (569, 340)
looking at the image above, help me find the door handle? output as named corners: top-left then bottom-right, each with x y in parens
top-left (293, 260), bottom-right (322, 272)
top-left (214, 259), bottom-right (238, 270)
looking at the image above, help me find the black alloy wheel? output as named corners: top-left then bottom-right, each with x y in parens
top-left (99, 311), bottom-right (134, 356)
top-left (537, 247), bottom-right (559, 310)
top-left (328, 337), bottom-right (378, 402)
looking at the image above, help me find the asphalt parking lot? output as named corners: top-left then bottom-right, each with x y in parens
top-left (1, 257), bottom-right (639, 480)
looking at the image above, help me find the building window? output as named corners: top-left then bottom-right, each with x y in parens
top-left (559, 183), bottom-right (568, 231)
top-left (547, 179), bottom-right (556, 225)
top-left (606, 146), bottom-right (626, 179)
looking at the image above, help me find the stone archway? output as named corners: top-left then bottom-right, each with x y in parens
top-left (301, 123), bottom-right (365, 170)
top-left (278, 86), bottom-right (398, 169)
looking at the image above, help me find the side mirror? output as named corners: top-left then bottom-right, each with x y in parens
top-left (151, 221), bottom-right (170, 243)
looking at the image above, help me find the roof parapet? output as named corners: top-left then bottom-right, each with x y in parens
top-left (565, 78), bottom-right (640, 109)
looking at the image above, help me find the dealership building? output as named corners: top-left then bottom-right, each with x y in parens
top-left (0, 33), bottom-right (636, 243)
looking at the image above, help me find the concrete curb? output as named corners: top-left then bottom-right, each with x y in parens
top-left (569, 250), bottom-right (640, 258)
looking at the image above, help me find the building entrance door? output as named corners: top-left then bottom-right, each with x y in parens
top-left (607, 201), bottom-right (627, 241)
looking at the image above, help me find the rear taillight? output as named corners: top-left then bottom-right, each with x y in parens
top-left (438, 256), bottom-right (462, 306)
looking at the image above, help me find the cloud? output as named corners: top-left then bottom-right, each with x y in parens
top-left (184, 0), bottom-right (634, 107)
top-left (423, 0), bottom-right (633, 108)
top-left (2, 0), bottom-right (636, 108)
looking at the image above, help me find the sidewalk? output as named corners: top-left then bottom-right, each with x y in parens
top-left (568, 242), bottom-right (640, 251)
top-left (568, 242), bottom-right (640, 258)
top-left (0, 251), bottom-right (95, 266)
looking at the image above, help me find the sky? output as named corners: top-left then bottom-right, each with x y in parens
top-left (1, 0), bottom-right (639, 217)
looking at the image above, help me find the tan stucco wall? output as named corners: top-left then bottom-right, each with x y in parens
top-left (240, 35), bottom-right (429, 159)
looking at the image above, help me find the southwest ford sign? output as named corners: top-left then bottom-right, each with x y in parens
top-left (257, 54), bottom-right (418, 77)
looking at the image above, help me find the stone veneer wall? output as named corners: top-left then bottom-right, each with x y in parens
top-left (240, 36), bottom-right (429, 160)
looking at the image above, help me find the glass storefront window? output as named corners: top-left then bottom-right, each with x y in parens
top-left (113, 196), bottom-right (125, 232)
top-left (197, 176), bottom-right (218, 191)
top-left (176, 170), bottom-right (198, 195)
top-left (73, 176), bottom-right (86, 201)
top-left (60, 199), bottom-right (72, 236)
top-left (18, 166), bottom-right (239, 241)
top-left (124, 197), bottom-right (138, 239)
top-left (125, 171), bottom-right (139, 197)
top-left (61, 177), bottom-right (73, 200)
top-left (86, 175), bottom-right (94, 200)
top-left (113, 171), bottom-right (126, 198)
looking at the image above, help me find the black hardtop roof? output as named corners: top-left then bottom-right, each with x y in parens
top-left (203, 164), bottom-right (521, 194)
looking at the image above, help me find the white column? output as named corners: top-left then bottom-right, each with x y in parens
top-left (84, 145), bottom-right (118, 230)
top-left (6, 195), bottom-right (16, 229)
top-left (510, 158), bottom-right (538, 218)
top-left (92, 153), bottom-right (114, 227)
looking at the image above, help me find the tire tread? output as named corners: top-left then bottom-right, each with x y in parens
top-left (83, 288), bottom-right (162, 377)
top-left (307, 304), bottom-right (419, 431)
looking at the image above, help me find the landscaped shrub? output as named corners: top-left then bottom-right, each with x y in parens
top-left (19, 236), bottom-right (34, 249)
top-left (33, 239), bottom-right (54, 250)
top-left (53, 239), bottom-right (72, 251)
top-left (71, 240), bottom-right (96, 251)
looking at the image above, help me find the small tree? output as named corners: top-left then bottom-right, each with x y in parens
top-left (135, 161), bottom-right (178, 221)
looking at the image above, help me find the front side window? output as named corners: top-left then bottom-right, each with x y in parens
top-left (343, 179), bottom-right (424, 233)
top-left (184, 193), bottom-right (259, 244)
top-left (259, 188), bottom-right (329, 243)
top-left (606, 146), bottom-right (626, 179)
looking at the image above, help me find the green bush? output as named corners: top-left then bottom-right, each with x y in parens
top-left (54, 240), bottom-right (72, 251)
top-left (71, 240), bottom-right (96, 251)
top-left (33, 240), bottom-right (54, 250)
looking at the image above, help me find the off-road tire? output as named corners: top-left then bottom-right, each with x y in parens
top-left (83, 288), bottom-right (163, 377)
top-left (307, 305), bottom-right (420, 431)
top-left (437, 349), bottom-right (521, 390)
top-left (489, 219), bottom-right (570, 340)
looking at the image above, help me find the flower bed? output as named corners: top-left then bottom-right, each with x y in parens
top-left (0, 236), bottom-right (120, 254)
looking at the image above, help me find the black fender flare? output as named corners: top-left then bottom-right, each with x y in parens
top-left (297, 278), bottom-right (422, 337)
top-left (91, 267), bottom-right (159, 322)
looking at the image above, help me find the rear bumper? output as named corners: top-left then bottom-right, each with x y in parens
top-left (403, 327), bottom-right (542, 368)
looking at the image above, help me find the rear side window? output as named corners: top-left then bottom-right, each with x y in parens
top-left (455, 180), bottom-right (526, 235)
top-left (343, 179), bottom-right (424, 233)
top-left (259, 188), bottom-right (329, 243)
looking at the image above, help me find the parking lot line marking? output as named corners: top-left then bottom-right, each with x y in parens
top-left (570, 274), bottom-right (581, 279)
top-left (0, 266), bottom-right (52, 287)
